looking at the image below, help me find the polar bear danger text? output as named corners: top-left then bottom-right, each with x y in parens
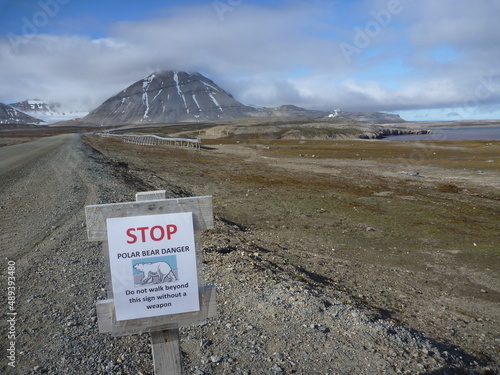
top-left (116, 246), bottom-right (190, 259)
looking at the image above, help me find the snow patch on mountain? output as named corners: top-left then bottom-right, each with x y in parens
top-left (152, 90), bottom-right (162, 102)
top-left (202, 81), bottom-right (220, 92)
top-left (209, 93), bottom-right (223, 112)
top-left (173, 71), bottom-right (188, 112)
top-left (192, 95), bottom-right (201, 111)
top-left (142, 75), bottom-right (155, 119)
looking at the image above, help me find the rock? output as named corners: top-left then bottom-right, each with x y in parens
top-left (318, 326), bottom-right (330, 333)
top-left (273, 364), bottom-right (284, 373)
top-left (210, 355), bottom-right (222, 363)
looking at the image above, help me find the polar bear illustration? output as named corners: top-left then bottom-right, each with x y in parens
top-left (133, 261), bottom-right (177, 284)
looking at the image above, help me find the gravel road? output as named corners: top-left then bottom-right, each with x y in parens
top-left (0, 134), bottom-right (497, 374)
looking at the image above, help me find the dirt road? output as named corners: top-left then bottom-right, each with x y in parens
top-left (0, 133), bottom-right (498, 374)
top-left (0, 134), bottom-right (155, 374)
top-left (1, 135), bottom-right (89, 260)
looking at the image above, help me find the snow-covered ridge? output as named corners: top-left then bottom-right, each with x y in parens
top-left (9, 99), bottom-right (88, 125)
top-left (0, 102), bottom-right (44, 124)
top-left (27, 99), bottom-right (45, 109)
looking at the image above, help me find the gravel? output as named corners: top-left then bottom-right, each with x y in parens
top-left (0, 134), bottom-right (496, 374)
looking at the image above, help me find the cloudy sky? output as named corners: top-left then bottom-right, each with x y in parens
top-left (1, 0), bottom-right (499, 121)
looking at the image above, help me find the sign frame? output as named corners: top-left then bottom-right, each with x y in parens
top-left (85, 192), bottom-right (216, 337)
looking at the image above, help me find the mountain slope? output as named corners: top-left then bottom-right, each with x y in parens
top-left (10, 99), bottom-right (55, 114)
top-left (10, 99), bottom-right (88, 125)
top-left (0, 102), bottom-right (43, 125)
top-left (336, 111), bottom-right (405, 124)
top-left (82, 71), bottom-right (257, 126)
top-left (262, 104), bottom-right (329, 118)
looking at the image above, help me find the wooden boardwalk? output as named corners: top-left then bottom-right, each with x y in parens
top-left (96, 132), bottom-right (201, 149)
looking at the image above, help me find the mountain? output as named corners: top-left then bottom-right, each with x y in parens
top-left (81, 71), bottom-right (258, 126)
top-left (78, 70), bottom-right (406, 127)
top-left (0, 102), bottom-right (43, 125)
top-left (261, 104), bottom-right (330, 118)
top-left (10, 99), bottom-right (88, 125)
top-left (10, 99), bottom-right (54, 114)
top-left (250, 106), bottom-right (406, 123)
top-left (335, 111), bottom-right (405, 124)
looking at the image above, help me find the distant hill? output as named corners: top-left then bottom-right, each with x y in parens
top-left (0, 102), bottom-right (43, 125)
top-left (332, 111), bottom-right (405, 124)
top-left (10, 99), bottom-right (88, 124)
top-left (260, 104), bottom-right (330, 118)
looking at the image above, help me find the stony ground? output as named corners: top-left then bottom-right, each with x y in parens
top-left (0, 130), bottom-right (498, 374)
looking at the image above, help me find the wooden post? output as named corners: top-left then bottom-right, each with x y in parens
top-left (151, 329), bottom-right (182, 374)
top-left (139, 191), bottom-right (182, 375)
top-left (85, 191), bottom-right (216, 375)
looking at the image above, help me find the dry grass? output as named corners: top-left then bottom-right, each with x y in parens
top-left (84, 134), bottom-right (499, 260)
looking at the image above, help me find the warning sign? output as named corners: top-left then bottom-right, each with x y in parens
top-left (106, 212), bottom-right (200, 321)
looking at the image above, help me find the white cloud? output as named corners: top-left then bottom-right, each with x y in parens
top-left (0, 0), bottom-right (499, 120)
top-left (1, 2), bottom-right (349, 110)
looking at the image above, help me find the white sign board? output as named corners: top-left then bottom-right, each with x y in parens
top-left (106, 212), bottom-right (200, 321)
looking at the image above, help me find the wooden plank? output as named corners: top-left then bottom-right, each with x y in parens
top-left (151, 329), bottom-right (181, 375)
top-left (85, 196), bottom-right (213, 241)
top-left (136, 190), bottom-right (167, 201)
top-left (95, 133), bottom-right (201, 147)
top-left (96, 285), bottom-right (217, 336)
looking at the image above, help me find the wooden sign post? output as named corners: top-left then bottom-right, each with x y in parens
top-left (85, 191), bottom-right (216, 375)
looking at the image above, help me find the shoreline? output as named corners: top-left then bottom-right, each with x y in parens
top-left (382, 124), bottom-right (500, 141)
top-left (393, 119), bottom-right (500, 129)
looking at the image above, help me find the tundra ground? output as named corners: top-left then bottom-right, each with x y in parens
top-left (84, 130), bottom-right (500, 371)
top-left (0, 123), bottom-right (498, 374)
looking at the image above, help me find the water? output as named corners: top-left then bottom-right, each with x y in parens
top-left (385, 126), bottom-right (500, 141)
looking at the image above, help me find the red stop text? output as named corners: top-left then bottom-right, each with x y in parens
top-left (126, 225), bottom-right (178, 244)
